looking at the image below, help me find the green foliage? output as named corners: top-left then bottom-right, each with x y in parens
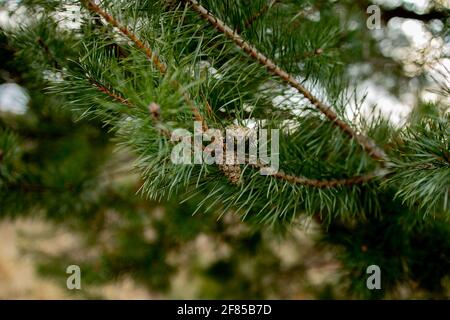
top-left (324, 197), bottom-right (450, 298)
top-left (385, 113), bottom-right (449, 216)
top-left (0, 0), bottom-right (449, 299)
top-left (0, 129), bottom-right (22, 185)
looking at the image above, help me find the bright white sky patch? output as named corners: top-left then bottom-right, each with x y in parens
top-left (0, 83), bottom-right (29, 115)
top-left (358, 80), bottom-right (412, 126)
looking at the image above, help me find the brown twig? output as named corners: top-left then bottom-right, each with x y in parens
top-left (185, 0), bottom-right (388, 164)
top-left (37, 37), bottom-right (62, 69)
top-left (89, 80), bottom-right (172, 137)
top-left (36, 29), bottom-right (132, 110)
top-left (236, 0), bottom-right (279, 33)
top-left (89, 79), bottom-right (131, 107)
top-left (82, 0), bottom-right (167, 74)
top-left (82, 0), bottom-right (386, 188)
top-left (90, 79), bottom-right (385, 187)
top-left (83, 0), bottom-right (207, 130)
top-left (252, 165), bottom-right (389, 188)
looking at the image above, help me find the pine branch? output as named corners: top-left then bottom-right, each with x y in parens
top-left (93, 81), bottom-right (382, 188)
top-left (82, 3), bottom-right (129, 59)
top-left (83, 0), bottom-right (206, 128)
top-left (35, 25), bottom-right (132, 110)
top-left (251, 164), bottom-right (389, 188)
top-left (36, 35), bottom-right (134, 112)
top-left (36, 37), bottom-right (62, 69)
top-left (185, 0), bottom-right (389, 164)
top-left (37, 38), bottom-right (171, 138)
top-left (81, 0), bottom-right (385, 189)
top-left (89, 78), bottom-right (131, 107)
top-left (237, 0), bottom-right (279, 33)
top-left (82, 0), bottom-right (167, 74)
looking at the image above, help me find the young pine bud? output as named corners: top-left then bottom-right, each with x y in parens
top-left (148, 102), bottom-right (161, 120)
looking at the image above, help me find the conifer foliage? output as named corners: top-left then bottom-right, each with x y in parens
top-left (0, 0), bottom-right (449, 298)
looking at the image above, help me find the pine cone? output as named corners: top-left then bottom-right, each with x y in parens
top-left (226, 124), bottom-right (252, 140)
top-left (218, 124), bottom-right (253, 185)
top-left (219, 162), bottom-right (241, 185)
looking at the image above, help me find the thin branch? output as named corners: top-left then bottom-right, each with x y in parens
top-left (185, 0), bottom-right (388, 163)
top-left (82, 0), bottom-right (167, 74)
top-left (237, 0), bottom-right (279, 33)
top-left (255, 166), bottom-right (390, 188)
top-left (82, 4), bottom-right (129, 59)
top-left (35, 26), bottom-right (132, 110)
top-left (88, 71), bottom-right (383, 188)
top-left (83, 0), bottom-right (206, 129)
top-left (36, 37), bottom-right (62, 69)
top-left (89, 78), bottom-right (131, 106)
top-left (90, 77), bottom-right (385, 187)
top-left (82, 0), bottom-right (385, 188)
top-left (89, 78), bottom-right (172, 137)
top-left (40, 33), bottom-right (132, 117)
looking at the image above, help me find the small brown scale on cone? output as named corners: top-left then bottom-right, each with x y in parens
top-left (219, 125), bottom-right (252, 185)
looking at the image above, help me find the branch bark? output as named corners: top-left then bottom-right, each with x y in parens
top-left (81, 0), bottom-right (388, 188)
top-left (185, 0), bottom-right (389, 164)
top-left (237, 0), bottom-right (279, 33)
